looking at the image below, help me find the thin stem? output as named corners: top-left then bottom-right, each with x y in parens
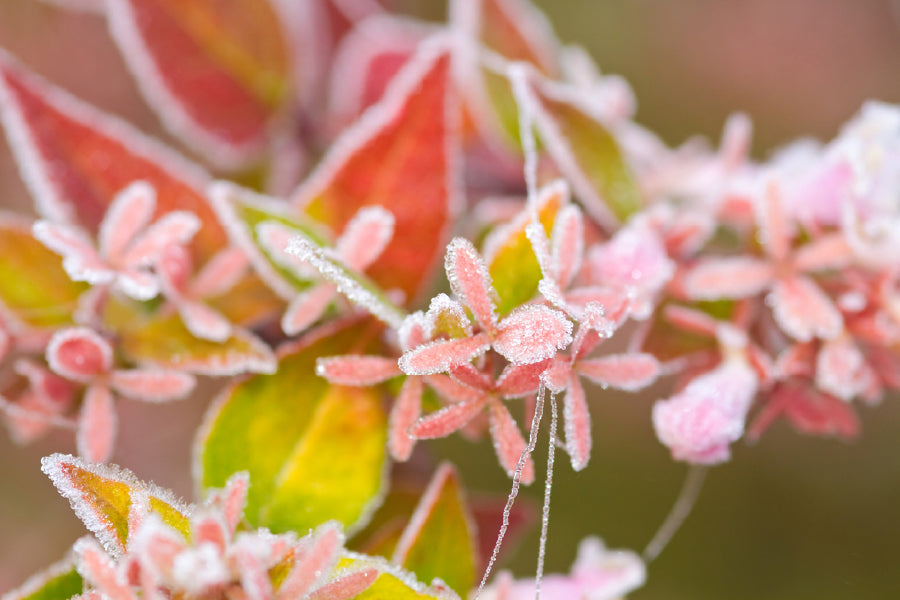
top-left (534, 393), bottom-right (557, 600)
top-left (474, 384), bottom-right (546, 600)
top-left (642, 465), bottom-right (708, 563)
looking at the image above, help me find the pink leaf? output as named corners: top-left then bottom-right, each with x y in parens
top-left (277, 522), bottom-right (344, 600)
top-left (488, 399), bottom-right (534, 484)
top-left (78, 384), bottom-right (117, 463)
top-left (576, 353), bottom-right (660, 392)
top-left (494, 305), bottom-right (573, 365)
top-left (47, 328), bottom-right (112, 380)
top-left (551, 204), bottom-right (584, 289)
top-left (399, 333), bottom-right (491, 375)
top-left (178, 300), bottom-right (233, 343)
top-left (307, 568), bottom-right (378, 600)
top-left (769, 275), bottom-right (843, 342)
top-left (74, 537), bottom-right (133, 600)
top-left (563, 374), bottom-right (592, 471)
top-left (281, 284), bottom-right (337, 336)
top-left (389, 376), bottom-right (423, 461)
top-left (792, 233), bottom-right (853, 273)
top-left (448, 363), bottom-right (494, 391)
top-left (445, 238), bottom-right (498, 333)
top-left (205, 471), bottom-right (250, 537)
top-left (652, 362), bottom-right (757, 465)
top-left (587, 218), bottom-right (674, 300)
top-left (190, 246), bottom-right (249, 298)
top-left (108, 370), bottom-right (196, 402)
top-left (663, 305), bottom-right (719, 337)
top-left (121, 211), bottom-right (201, 267)
top-left (758, 181), bottom-right (790, 263)
top-left (496, 360), bottom-right (550, 397)
top-left (335, 206), bottom-right (395, 271)
top-left (683, 257), bottom-right (775, 300)
top-left (411, 397), bottom-right (487, 439)
top-left (316, 355), bottom-right (402, 386)
top-left (98, 181), bottom-right (156, 260)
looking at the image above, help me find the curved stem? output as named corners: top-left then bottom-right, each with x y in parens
top-left (642, 465), bottom-right (708, 563)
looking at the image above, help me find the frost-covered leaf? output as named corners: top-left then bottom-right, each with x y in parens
top-left (1, 556), bottom-right (83, 600)
top-left (684, 257), bottom-right (775, 300)
top-left (484, 182), bottom-right (565, 315)
top-left (527, 79), bottom-right (642, 226)
top-left (769, 275), bottom-right (843, 342)
top-left (392, 464), bottom-right (477, 596)
top-left (40, 453), bottom-right (190, 556)
top-left (493, 305), bottom-right (572, 365)
top-left (0, 52), bottom-right (226, 259)
top-left (294, 37), bottom-right (460, 301)
top-left (334, 555), bottom-right (459, 600)
top-left (196, 320), bottom-right (388, 535)
top-left (0, 215), bottom-right (87, 329)
top-left (104, 300), bottom-right (275, 375)
top-left (107, 0), bottom-right (292, 167)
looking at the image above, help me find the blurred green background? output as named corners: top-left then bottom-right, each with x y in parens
top-left (2, 1), bottom-right (900, 598)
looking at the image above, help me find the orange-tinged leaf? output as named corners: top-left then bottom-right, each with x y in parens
top-left (527, 79), bottom-right (643, 227)
top-left (392, 464), bottom-right (478, 596)
top-left (104, 299), bottom-right (276, 376)
top-left (196, 318), bottom-right (388, 535)
top-left (0, 214), bottom-right (87, 329)
top-left (107, 0), bottom-right (291, 166)
top-left (294, 37), bottom-right (460, 302)
top-left (40, 453), bottom-right (191, 556)
top-left (484, 183), bottom-right (564, 314)
top-left (0, 52), bottom-right (226, 260)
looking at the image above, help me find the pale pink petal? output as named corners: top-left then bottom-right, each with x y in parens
top-left (792, 234), bottom-right (853, 273)
top-left (108, 369), bottom-right (195, 402)
top-left (488, 399), bottom-right (534, 484)
top-left (389, 376), bottom-right (423, 461)
top-left (444, 237), bottom-right (497, 333)
top-left (130, 517), bottom-right (187, 572)
top-left (190, 247), bottom-right (249, 298)
top-left (277, 523), bottom-right (344, 600)
top-left (307, 569), bottom-right (378, 600)
top-left (316, 355), bottom-right (402, 386)
top-left (281, 284), bottom-right (336, 336)
top-left (551, 204), bottom-right (584, 289)
top-left (77, 384), bottom-right (117, 463)
top-left (98, 181), bottom-right (156, 259)
top-left (758, 181), bottom-right (790, 263)
top-left (496, 360), bottom-right (551, 397)
top-left (335, 206), bottom-right (395, 270)
top-left (448, 363), bottom-right (493, 391)
top-left (47, 327), bottom-right (112, 380)
top-left (178, 299), bottom-right (232, 342)
top-left (121, 212), bottom-right (201, 267)
top-left (398, 333), bottom-right (492, 375)
top-left (74, 537), bottom-right (133, 600)
top-left (563, 374), bottom-right (592, 471)
top-left (769, 275), bottom-right (843, 342)
top-left (494, 305), bottom-right (573, 365)
top-left (683, 257), bottom-right (775, 300)
top-left (815, 336), bottom-right (876, 401)
top-left (663, 304), bottom-right (719, 337)
top-left (33, 221), bottom-right (111, 284)
top-left (115, 268), bottom-right (161, 301)
top-left (652, 362), bottom-right (757, 464)
top-left (410, 397), bottom-right (487, 439)
top-left (157, 244), bottom-right (193, 295)
top-left (577, 353), bottom-right (660, 392)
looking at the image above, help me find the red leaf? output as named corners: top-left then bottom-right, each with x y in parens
top-left (293, 37), bottom-right (460, 301)
top-left (107, 0), bottom-right (292, 167)
top-left (0, 52), bottom-right (226, 259)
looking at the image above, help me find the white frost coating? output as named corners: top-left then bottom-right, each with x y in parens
top-left (40, 453), bottom-right (192, 557)
top-left (105, 0), bottom-right (267, 169)
top-left (425, 293), bottom-right (472, 337)
top-left (285, 235), bottom-right (405, 329)
top-left (444, 237), bottom-right (499, 332)
top-left (494, 304), bottom-right (573, 365)
top-left (0, 49), bottom-right (211, 225)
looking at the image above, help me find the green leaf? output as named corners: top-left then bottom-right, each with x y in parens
top-left (1, 556), bottom-right (83, 600)
top-left (40, 454), bottom-right (191, 555)
top-left (196, 319), bottom-right (389, 535)
top-left (334, 556), bottom-right (457, 600)
top-left (392, 464), bottom-right (478, 596)
top-left (486, 183), bottom-right (564, 315)
top-left (105, 299), bottom-right (276, 375)
top-left (0, 215), bottom-right (87, 329)
top-left (530, 82), bottom-right (643, 225)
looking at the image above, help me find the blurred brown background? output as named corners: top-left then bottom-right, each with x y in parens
top-left (2, 1), bottom-right (900, 598)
